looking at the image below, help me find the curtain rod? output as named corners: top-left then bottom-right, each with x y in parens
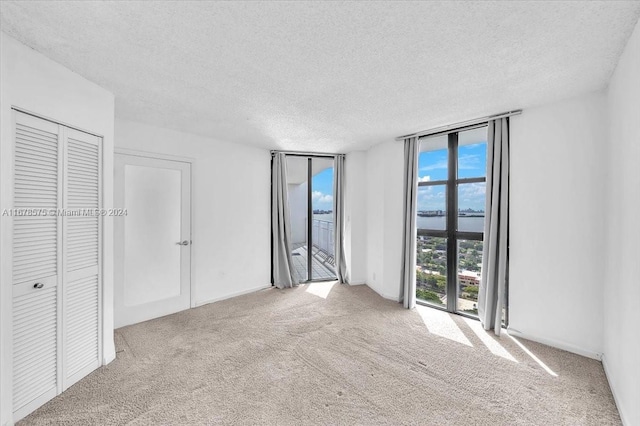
top-left (395, 110), bottom-right (522, 141)
top-left (270, 150), bottom-right (342, 158)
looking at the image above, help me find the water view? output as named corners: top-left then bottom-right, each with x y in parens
top-left (417, 215), bottom-right (484, 233)
top-left (316, 213), bottom-right (484, 234)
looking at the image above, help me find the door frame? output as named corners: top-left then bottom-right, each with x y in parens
top-left (114, 148), bottom-right (196, 315)
top-left (303, 156), bottom-right (337, 283)
top-left (271, 153), bottom-right (337, 284)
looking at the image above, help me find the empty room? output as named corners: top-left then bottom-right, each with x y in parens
top-left (0, 1), bottom-right (639, 425)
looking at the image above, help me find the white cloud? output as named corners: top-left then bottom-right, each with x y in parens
top-left (418, 175), bottom-right (431, 182)
top-left (312, 191), bottom-right (333, 204)
top-left (420, 161), bottom-right (448, 171)
top-left (459, 182), bottom-right (485, 197)
top-left (418, 185), bottom-right (446, 210)
top-left (458, 154), bottom-right (482, 170)
top-left (458, 182), bottom-right (486, 210)
top-left (463, 143), bottom-right (485, 149)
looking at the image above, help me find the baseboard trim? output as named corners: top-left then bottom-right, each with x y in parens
top-left (602, 354), bottom-right (629, 426)
top-left (103, 349), bottom-right (116, 365)
top-left (195, 284), bottom-right (272, 307)
top-left (507, 328), bottom-right (602, 360)
top-left (365, 284), bottom-right (400, 302)
top-left (380, 293), bottom-right (400, 302)
top-left (348, 281), bottom-right (366, 286)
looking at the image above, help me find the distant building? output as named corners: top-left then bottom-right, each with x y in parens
top-left (458, 270), bottom-right (480, 286)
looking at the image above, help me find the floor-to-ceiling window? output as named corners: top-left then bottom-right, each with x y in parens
top-left (286, 155), bottom-right (336, 282)
top-left (416, 126), bottom-right (487, 316)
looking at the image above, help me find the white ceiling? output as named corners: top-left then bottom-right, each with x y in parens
top-left (1, 1), bottom-right (639, 153)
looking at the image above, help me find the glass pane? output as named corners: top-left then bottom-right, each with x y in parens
top-left (457, 182), bottom-right (485, 232)
top-left (458, 127), bottom-right (487, 179)
top-left (457, 239), bottom-right (483, 316)
top-left (417, 185), bottom-right (446, 231)
top-left (416, 236), bottom-right (447, 307)
top-left (286, 156), bottom-right (309, 282)
top-left (311, 158), bottom-right (336, 280)
top-left (418, 135), bottom-right (448, 182)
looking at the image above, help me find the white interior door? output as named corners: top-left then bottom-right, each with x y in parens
top-left (12, 112), bottom-right (61, 421)
top-left (11, 111), bottom-right (104, 423)
top-left (114, 154), bottom-right (191, 328)
top-left (62, 127), bottom-right (102, 390)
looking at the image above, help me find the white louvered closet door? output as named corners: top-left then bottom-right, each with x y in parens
top-left (12, 111), bottom-right (102, 422)
top-left (62, 127), bottom-right (102, 390)
top-left (12, 112), bottom-right (62, 420)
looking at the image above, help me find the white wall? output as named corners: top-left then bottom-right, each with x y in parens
top-left (351, 37), bottom-right (638, 420)
top-left (365, 141), bottom-right (404, 300)
top-left (359, 91), bottom-right (609, 360)
top-left (344, 151), bottom-right (367, 284)
top-left (603, 18), bottom-right (640, 426)
top-left (0, 32), bottom-right (116, 425)
top-left (114, 119), bottom-right (271, 307)
top-left (288, 182), bottom-right (307, 245)
top-left (509, 91), bottom-right (607, 359)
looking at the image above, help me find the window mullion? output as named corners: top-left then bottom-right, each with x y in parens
top-left (446, 133), bottom-right (458, 313)
top-left (418, 179), bottom-right (448, 187)
top-left (456, 231), bottom-right (484, 241)
top-left (456, 177), bottom-right (486, 185)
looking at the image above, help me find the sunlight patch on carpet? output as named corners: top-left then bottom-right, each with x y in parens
top-left (507, 333), bottom-right (558, 377)
top-left (305, 281), bottom-right (337, 299)
top-left (463, 317), bottom-right (518, 362)
top-left (416, 305), bottom-right (472, 347)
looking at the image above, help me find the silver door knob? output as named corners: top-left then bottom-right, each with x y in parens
top-left (176, 240), bottom-right (190, 246)
top-left (33, 283), bottom-right (44, 289)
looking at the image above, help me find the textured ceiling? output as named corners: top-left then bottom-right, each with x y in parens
top-left (1, 1), bottom-right (639, 153)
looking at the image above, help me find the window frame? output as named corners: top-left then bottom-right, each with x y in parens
top-left (416, 126), bottom-right (486, 317)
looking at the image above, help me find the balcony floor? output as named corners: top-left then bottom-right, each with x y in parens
top-left (291, 244), bottom-right (336, 282)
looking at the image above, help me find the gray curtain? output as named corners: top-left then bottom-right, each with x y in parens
top-left (478, 118), bottom-right (510, 334)
top-left (333, 154), bottom-right (349, 283)
top-left (400, 137), bottom-right (419, 308)
top-left (271, 153), bottom-right (298, 288)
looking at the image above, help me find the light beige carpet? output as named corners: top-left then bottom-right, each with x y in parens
top-left (20, 283), bottom-right (620, 425)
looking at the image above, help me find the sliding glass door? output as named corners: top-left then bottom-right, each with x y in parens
top-left (286, 155), bottom-right (336, 282)
top-left (416, 126), bottom-right (487, 316)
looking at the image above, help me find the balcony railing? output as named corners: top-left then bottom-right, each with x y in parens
top-left (312, 219), bottom-right (334, 259)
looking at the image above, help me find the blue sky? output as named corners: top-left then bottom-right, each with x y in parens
top-left (309, 142), bottom-right (487, 212)
top-left (311, 167), bottom-right (334, 211)
top-left (418, 142), bottom-right (487, 211)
